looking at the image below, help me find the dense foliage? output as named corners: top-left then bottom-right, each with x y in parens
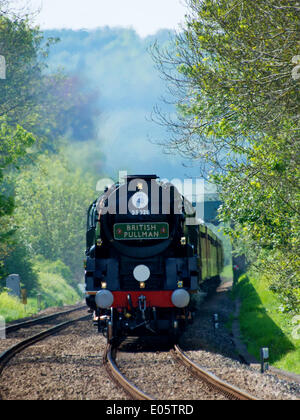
top-left (0, 12), bottom-right (40, 283)
top-left (1, 1), bottom-right (298, 316)
top-left (0, 122), bottom-right (35, 245)
top-left (153, 0), bottom-right (300, 312)
top-left (14, 155), bottom-right (95, 282)
top-left (0, 5), bottom-right (98, 303)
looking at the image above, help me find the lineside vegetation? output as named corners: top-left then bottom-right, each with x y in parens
top-left (152, 0), bottom-right (300, 313)
top-left (0, 2), bottom-right (96, 316)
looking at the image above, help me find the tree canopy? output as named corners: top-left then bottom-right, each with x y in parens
top-left (152, 0), bottom-right (300, 312)
top-left (14, 155), bottom-right (95, 282)
top-left (0, 6), bottom-right (99, 291)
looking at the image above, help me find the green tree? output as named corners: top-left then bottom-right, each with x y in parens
top-left (0, 7), bottom-right (49, 280)
top-left (0, 6), bottom-right (78, 290)
top-left (0, 120), bottom-right (36, 278)
top-left (0, 11), bottom-right (95, 153)
top-left (0, 13), bottom-right (58, 143)
top-left (152, 0), bottom-right (300, 311)
top-left (14, 155), bottom-right (95, 282)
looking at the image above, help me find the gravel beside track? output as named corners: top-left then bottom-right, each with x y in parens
top-left (183, 348), bottom-right (299, 400)
top-left (0, 306), bottom-right (87, 354)
top-left (1, 281), bottom-right (299, 400)
top-left (0, 338), bottom-right (23, 354)
top-left (116, 339), bottom-right (228, 400)
top-left (180, 279), bottom-right (300, 400)
top-left (0, 319), bottom-right (127, 400)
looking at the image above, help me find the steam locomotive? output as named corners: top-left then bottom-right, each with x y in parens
top-left (85, 175), bottom-right (224, 343)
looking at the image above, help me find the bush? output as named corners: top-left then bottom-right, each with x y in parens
top-left (2, 238), bottom-right (39, 295)
top-left (37, 271), bottom-right (80, 308)
top-left (14, 155), bottom-right (95, 282)
top-left (33, 258), bottom-right (81, 307)
top-left (33, 256), bottom-right (75, 288)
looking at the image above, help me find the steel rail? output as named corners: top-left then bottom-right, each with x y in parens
top-left (0, 314), bottom-right (90, 375)
top-left (173, 345), bottom-right (258, 400)
top-left (5, 304), bottom-right (86, 334)
top-left (104, 344), bottom-right (154, 401)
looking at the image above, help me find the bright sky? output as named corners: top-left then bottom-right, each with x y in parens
top-left (19, 0), bottom-right (188, 37)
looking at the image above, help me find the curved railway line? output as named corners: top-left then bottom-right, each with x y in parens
top-left (172, 345), bottom-right (257, 400)
top-left (104, 344), bottom-right (153, 400)
top-left (1, 303), bottom-right (296, 401)
top-left (104, 342), bottom-right (257, 401)
top-left (0, 308), bottom-right (89, 378)
top-left (1, 313), bottom-right (297, 400)
top-left (5, 304), bottom-right (86, 334)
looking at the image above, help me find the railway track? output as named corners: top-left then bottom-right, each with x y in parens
top-left (5, 304), bottom-right (86, 334)
top-left (1, 317), bottom-right (295, 400)
top-left (172, 345), bottom-right (257, 400)
top-left (0, 312), bottom-right (90, 377)
top-left (104, 344), bottom-right (153, 400)
top-left (104, 341), bottom-right (257, 401)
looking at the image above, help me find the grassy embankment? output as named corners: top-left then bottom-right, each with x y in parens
top-left (232, 272), bottom-right (300, 374)
top-left (0, 259), bottom-right (81, 323)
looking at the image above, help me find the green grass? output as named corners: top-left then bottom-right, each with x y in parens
top-left (0, 293), bottom-right (39, 322)
top-left (233, 272), bottom-right (300, 374)
top-left (0, 258), bottom-right (81, 323)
